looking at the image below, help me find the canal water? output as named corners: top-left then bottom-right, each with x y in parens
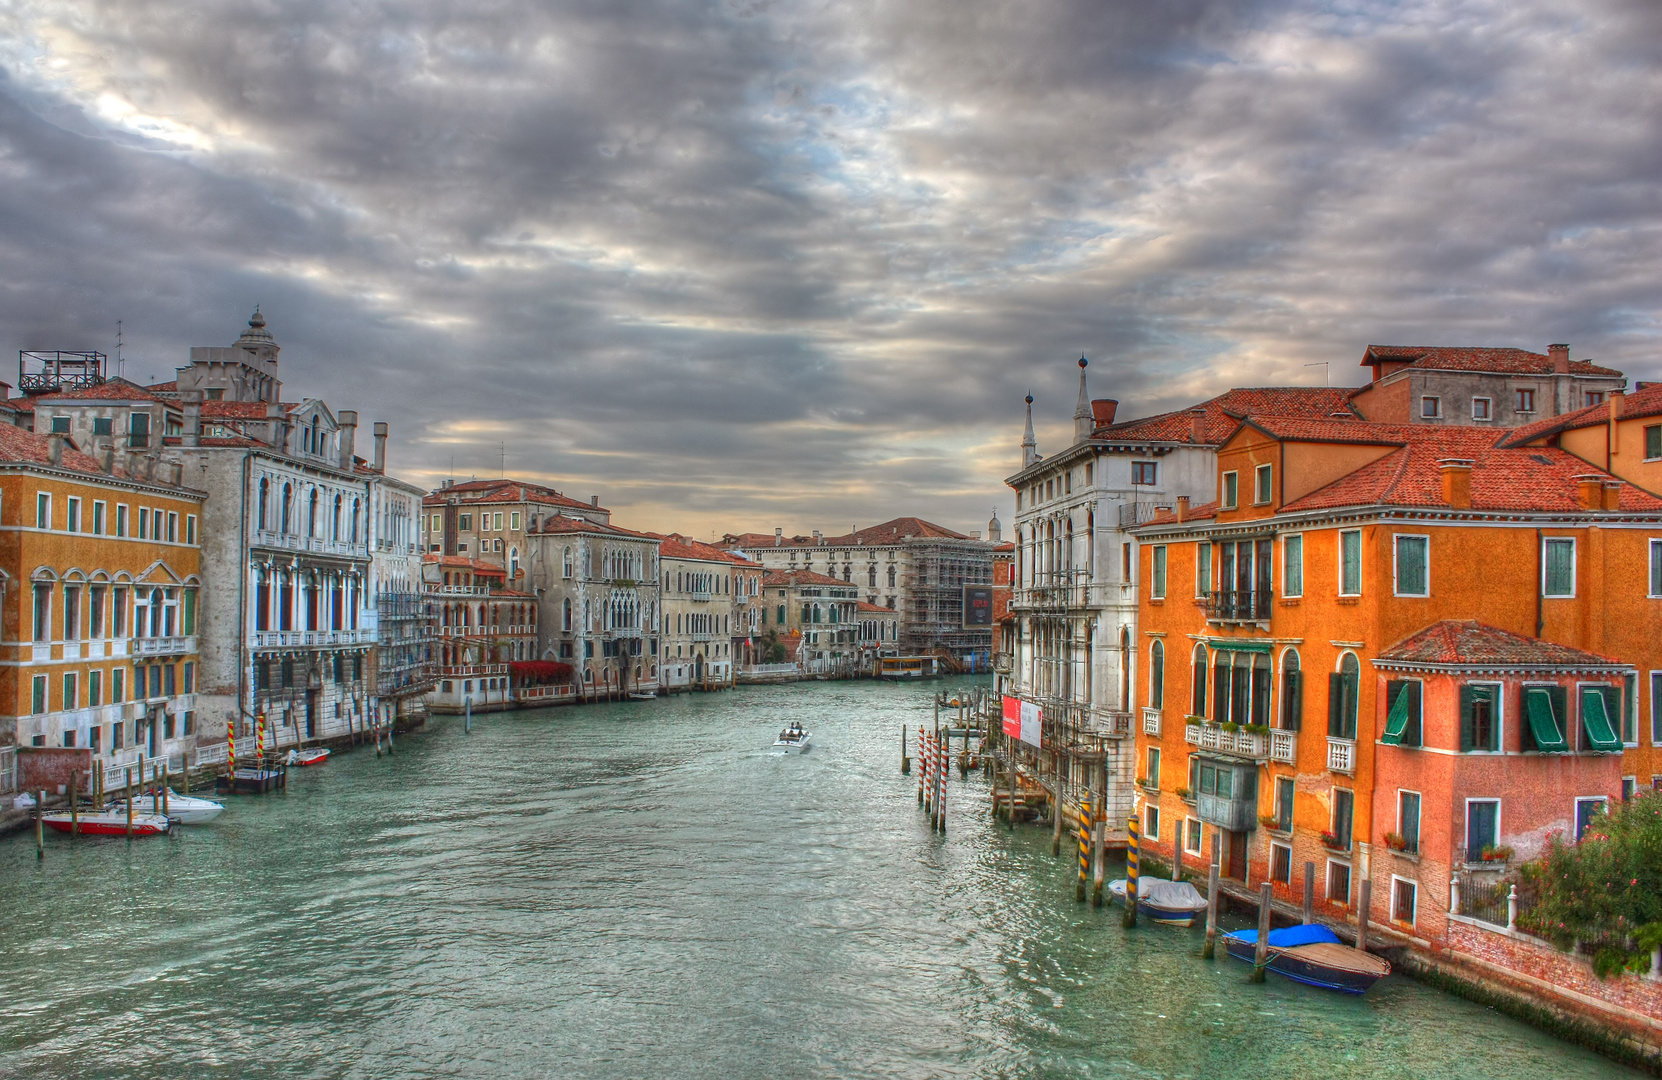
top-left (0, 679), bottom-right (1640, 1079)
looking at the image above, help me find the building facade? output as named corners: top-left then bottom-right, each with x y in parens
top-left (657, 534), bottom-right (748, 689)
top-left (421, 478), bottom-right (607, 582)
top-left (1349, 344), bottom-right (1626, 428)
top-left (424, 555), bottom-right (537, 713)
top-left (758, 569), bottom-right (861, 673)
top-left (525, 513), bottom-right (661, 696)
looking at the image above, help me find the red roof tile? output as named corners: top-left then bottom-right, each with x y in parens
top-left (37, 378), bottom-right (169, 404)
top-left (1094, 387), bottom-right (1356, 445)
top-left (535, 514), bottom-right (654, 539)
top-left (762, 569), bottom-right (851, 588)
top-left (1498, 383), bottom-right (1662, 448)
top-left (423, 479), bottom-right (599, 514)
top-left (146, 380), bottom-right (178, 394)
top-left (1362, 345), bottom-right (1623, 378)
top-left (1376, 620), bottom-right (1622, 668)
top-left (728, 516), bottom-right (973, 549)
top-left (422, 554), bottom-right (506, 575)
top-left (201, 400), bottom-right (273, 419)
top-left (856, 600), bottom-right (896, 614)
top-left (652, 533), bottom-right (758, 565)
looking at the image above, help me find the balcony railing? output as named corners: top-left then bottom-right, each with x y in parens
top-left (133, 635), bottom-right (195, 656)
top-left (1117, 501), bottom-right (1170, 529)
top-left (1142, 708), bottom-right (1162, 737)
top-left (253, 628), bottom-right (375, 648)
top-left (253, 530), bottom-right (368, 559)
top-left (1269, 729), bottom-right (1297, 764)
top-left (1327, 737), bottom-right (1355, 773)
top-left (1010, 582), bottom-right (1115, 612)
top-left (1184, 719), bottom-right (1267, 758)
top-left (1203, 589), bottom-right (1272, 622)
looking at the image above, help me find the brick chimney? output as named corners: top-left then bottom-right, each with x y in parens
top-left (337, 410), bottom-right (358, 471)
top-left (1438, 458), bottom-right (1474, 510)
top-left (1549, 344), bottom-right (1570, 374)
top-left (1573, 474), bottom-right (1604, 510)
top-left (1190, 409), bottom-right (1208, 444)
top-left (182, 389), bottom-right (201, 448)
top-left (372, 421), bottom-right (387, 472)
top-left (1091, 399), bottom-right (1118, 427)
top-left (1603, 480), bottom-right (1623, 511)
top-left (1176, 495), bottom-right (1190, 523)
top-left (774, 527), bottom-right (783, 546)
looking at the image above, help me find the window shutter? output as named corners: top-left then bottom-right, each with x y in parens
top-left (1328, 672), bottom-right (1344, 737)
top-left (1549, 685), bottom-right (1569, 747)
top-left (1459, 684), bottom-right (1474, 752)
top-left (1287, 671), bottom-right (1302, 732)
top-left (1405, 680), bottom-right (1422, 747)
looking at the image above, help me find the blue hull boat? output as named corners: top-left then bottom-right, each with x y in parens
top-left (1222, 925), bottom-right (1391, 994)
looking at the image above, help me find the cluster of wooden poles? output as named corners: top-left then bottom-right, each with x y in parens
top-left (32, 754), bottom-right (184, 858)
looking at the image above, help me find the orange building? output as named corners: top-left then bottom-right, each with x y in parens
top-left (1131, 415), bottom-right (1662, 940)
top-left (0, 426), bottom-right (205, 775)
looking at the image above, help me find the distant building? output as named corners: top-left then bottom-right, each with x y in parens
top-left (1348, 344), bottom-right (1625, 427)
top-left (525, 512), bottom-right (661, 696)
top-left (423, 555), bottom-right (537, 713)
top-left (420, 478), bottom-right (607, 583)
top-left (761, 569), bottom-right (861, 673)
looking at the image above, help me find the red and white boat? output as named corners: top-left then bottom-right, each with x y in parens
top-left (288, 747), bottom-right (331, 767)
top-left (42, 809), bottom-right (171, 837)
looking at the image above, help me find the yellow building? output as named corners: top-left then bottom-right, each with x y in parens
top-left (0, 426), bottom-right (205, 772)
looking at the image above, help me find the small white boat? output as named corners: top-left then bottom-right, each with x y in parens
top-left (117, 789), bottom-right (225, 825)
top-left (1108, 878), bottom-right (1210, 925)
top-left (774, 722), bottom-right (811, 753)
top-left (286, 748), bottom-right (330, 767)
top-left (628, 691), bottom-right (656, 701)
top-left (43, 809), bottom-right (171, 837)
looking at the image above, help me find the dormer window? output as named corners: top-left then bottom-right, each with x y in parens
top-left (1421, 396), bottom-right (1442, 419)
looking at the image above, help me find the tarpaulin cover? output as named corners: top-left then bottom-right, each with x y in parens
top-left (1135, 879), bottom-right (1208, 912)
top-left (1224, 924), bottom-right (1342, 948)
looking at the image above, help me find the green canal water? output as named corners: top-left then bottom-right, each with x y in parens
top-left (0, 679), bottom-right (1642, 1079)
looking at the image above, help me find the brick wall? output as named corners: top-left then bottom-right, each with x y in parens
top-left (1445, 918), bottom-right (1662, 1026)
top-left (16, 747), bottom-right (91, 796)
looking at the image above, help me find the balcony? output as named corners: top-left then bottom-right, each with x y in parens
top-left (253, 628), bottom-right (375, 649)
top-left (1203, 589), bottom-right (1272, 622)
top-left (1269, 729), bottom-right (1297, 764)
top-left (133, 635), bottom-right (195, 656)
top-left (1010, 581), bottom-right (1114, 613)
top-left (1142, 708), bottom-right (1162, 737)
top-left (1184, 719), bottom-right (1268, 759)
top-left (1327, 737), bottom-right (1355, 774)
top-left (253, 530), bottom-right (369, 560)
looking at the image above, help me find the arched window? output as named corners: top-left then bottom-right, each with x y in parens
top-left (1149, 640), bottom-right (1165, 710)
top-left (281, 484), bottom-right (292, 535)
top-left (887, 566), bottom-right (896, 587)
top-left (1333, 653), bottom-right (1361, 739)
top-left (1279, 648), bottom-right (1302, 731)
top-left (868, 565), bottom-right (877, 587)
top-left (777, 604), bottom-right (786, 624)
top-left (510, 547), bottom-right (519, 577)
top-left (1251, 652), bottom-right (1272, 726)
top-left (258, 478), bottom-right (269, 530)
top-left (1191, 643), bottom-right (1208, 717)
top-left (563, 547), bottom-right (573, 579)
top-left (308, 488), bottom-right (318, 537)
top-left (351, 499), bottom-right (360, 543)
top-left (333, 494), bottom-right (342, 541)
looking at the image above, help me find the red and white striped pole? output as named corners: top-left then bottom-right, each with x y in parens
top-left (936, 727), bottom-right (947, 835)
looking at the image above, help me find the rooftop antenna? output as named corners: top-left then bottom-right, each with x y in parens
top-left (499, 441), bottom-right (505, 478)
top-left (1304, 361), bottom-right (1330, 386)
top-left (116, 320), bottom-right (123, 379)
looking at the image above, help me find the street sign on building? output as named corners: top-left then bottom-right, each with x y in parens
top-left (963, 585), bottom-right (993, 627)
top-left (1001, 695), bottom-right (1042, 748)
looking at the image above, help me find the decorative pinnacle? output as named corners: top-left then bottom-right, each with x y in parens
top-left (1079, 355), bottom-right (1088, 368)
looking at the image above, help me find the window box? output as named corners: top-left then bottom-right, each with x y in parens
top-left (1320, 830), bottom-right (1348, 851)
top-left (1479, 844), bottom-right (1514, 863)
top-left (1177, 787), bottom-right (1196, 805)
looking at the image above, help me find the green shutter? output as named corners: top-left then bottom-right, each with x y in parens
top-left (1328, 672), bottom-right (1345, 737)
top-left (1524, 688), bottom-right (1569, 752)
top-left (1381, 681), bottom-right (1411, 745)
top-left (1580, 688), bottom-right (1623, 752)
top-left (1286, 670), bottom-right (1303, 732)
top-left (1647, 424), bottom-right (1661, 460)
top-left (1459, 684), bottom-right (1474, 751)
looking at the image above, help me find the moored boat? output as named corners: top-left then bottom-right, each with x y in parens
top-left (1108, 878), bottom-right (1210, 925)
top-left (774, 722), bottom-right (811, 753)
top-left (42, 810), bottom-right (171, 837)
top-left (1222, 924), bottom-right (1392, 994)
top-left (287, 748), bottom-right (330, 767)
top-left (116, 789), bottom-right (225, 824)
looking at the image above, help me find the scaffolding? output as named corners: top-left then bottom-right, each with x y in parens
top-left (19, 350), bottom-right (105, 395)
top-left (902, 539), bottom-right (994, 653)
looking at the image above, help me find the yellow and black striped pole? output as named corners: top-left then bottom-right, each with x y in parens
top-left (227, 718), bottom-right (236, 772)
top-left (1076, 797), bottom-right (1091, 902)
top-left (1123, 812), bottom-right (1140, 928)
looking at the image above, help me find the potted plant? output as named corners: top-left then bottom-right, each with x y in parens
top-left (1259, 812), bottom-right (1281, 830)
top-left (1221, 720), bottom-right (1241, 733)
top-left (1321, 830), bottom-right (1346, 850)
top-left (1383, 831), bottom-right (1410, 852)
top-left (1480, 843), bottom-right (1514, 862)
top-left (1176, 786), bottom-right (1193, 802)
top-left (1244, 723), bottom-right (1269, 737)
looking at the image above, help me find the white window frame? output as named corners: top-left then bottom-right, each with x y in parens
top-left (115, 504), bottom-right (128, 538)
top-left (186, 514), bottom-right (198, 545)
top-left (1649, 539), bottom-right (1662, 598)
top-left (1574, 795), bottom-right (1608, 841)
top-left (1195, 543), bottom-right (1212, 597)
top-left (1466, 680), bottom-right (1505, 754)
top-left (1622, 776), bottom-right (1637, 803)
top-left (35, 492), bottom-right (50, 530)
top-left (1652, 671), bottom-right (1662, 747)
top-left (1542, 536), bottom-right (1576, 597)
top-left (1184, 817), bottom-right (1203, 855)
top-left (1338, 529), bottom-right (1362, 597)
top-left (1471, 396), bottom-right (1493, 422)
top-left (510, 511), bottom-right (521, 531)
top-left (1396, 787), bottom-right (1422, 852)
top-left (1144, 802), bottom-right (1160, 841)
top-left (1464, 797), bottom-right (1501, 861)
top-left (1270, 840), bottom-right (1292, 883)
top-left (1390, 874), bottom-right (1418, 927)
top-left (1221, 471), bottom-right (1239, 509)
top-left (1254, 463), bottom-right (1272, 505)
top-left (1421, 395), bottom-right (1441, 419)
top-left (66, 497), bottom-right (81, 533)
top-left (1326, 858), bottom-right (1352, 908)
top-left (1392, 533), bottom-right (1430, 597)
top-left (1151, 545), bottom-right (1167, 599)
top-left (1282, 533), bottom-right (1303, 598)
top-left (92, 500), bottom-right (106, 536)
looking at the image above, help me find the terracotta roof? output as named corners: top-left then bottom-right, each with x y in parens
top-left (1093, 387), bottom-right (1356, 445)
top-left (201, 400), bottom-right (273, 420)
top-left (195, 435), bottom-right (264, 447)
top-left (423, 479), bottom-right (599, 513)
top-left (729, 516), bottom-right (973, 549)
top-left (856, 601), bottom-right (896, 614)
top-left (1143, 500), bottom-right (1220, 526)
top-left (534, 514), bottom-right (655, 540)
top-left (146, 380), bottom-right (178, 394)
top-left (1498, 383), bottom-right (1662, 448)
top-left (653, 533), bottom-right (757, 565)
top-left (1376, 621), bottom-right (1622, 668)
top-left (421, 554), bottom-right (506, 575)
top-left (8, 398), bottom-right (33, 413)
top-left (36, 378), bottom-right (169, 404)
top-left (1278, 428), bottom-right (1662, 514)
top-left (0, 424), bottom-right (146, 480)
top-left (1362, 345), bottom-right (1623, 379)
top-left (763, 569), bottom-right (851, 588)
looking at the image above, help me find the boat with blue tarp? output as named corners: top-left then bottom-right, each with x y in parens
top-left (1221, 924), bottom-right (1391, 994)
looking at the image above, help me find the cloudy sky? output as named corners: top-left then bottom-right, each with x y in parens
top-left (2, 0), bottom-right (1659, 538)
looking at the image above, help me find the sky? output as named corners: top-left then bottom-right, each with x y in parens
top-left (2, 0), bottom-right (1660, 540)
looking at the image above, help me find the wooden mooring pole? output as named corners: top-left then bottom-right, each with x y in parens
top-left (1122, 812), bottom-right (1139, 927)
top-left (1250, 881), bottom-right (1273, 983)
top-left (1357, 879), bottom-right (1372, 955)
top-left (901, 725), bottom-right (909, 774)
top-left (1075, 797), bottom-right (1090, 902)
top-left (1202, 862), bottom-right (1220, 959)
top-left (1303, 862), bottom-right (1315, 925)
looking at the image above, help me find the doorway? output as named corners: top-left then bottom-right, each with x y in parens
top-left (1227, 830), bottom-right (1247, 880)
top-left (306, 690), bottom-right (319, 739)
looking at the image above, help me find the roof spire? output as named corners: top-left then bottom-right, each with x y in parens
top-left (1022, 392), bottom-right (1039, 468)
top-left (1073, 356), bottom-right (1092, 445)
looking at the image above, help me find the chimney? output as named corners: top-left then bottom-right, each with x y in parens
top-left (1176, 495), bottom-right (1190, 523)
top-left (1438, 458), bottom-right (1474, 510)
top-left (1190, 409), bottom-right (1208, 444)
top-left (46, 434), bottom-right (63, 466)
top-left (1091, 399), bottom-right (1118, 427)
top-left (182, 389), bottom-right (202, 448)
top-left (590, 495), bottom-right (599, 508)
top-left (372, 422), bottom-right (387, 472)
top-left (1549, 344), bottom-right (1570, 374)
top-left (813, 529), bottom-right (823, 546)
top-left (337, 410), bottom-right (358, 471)
top-left (99, 445), bottom-right (114, 473)
top-left (441, 477), bottom-right (453, 489)
top-left (0, 381), bottom-right (10, 400)
top-left (1603, 480), bottom-right (1623, 512)
top-left (774, 527), bottom-right (783, 546)
top-left (1573, 474), bottom-right (1604, 511)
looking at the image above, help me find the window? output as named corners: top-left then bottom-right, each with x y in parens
top-left (1254, 464), bottom-right (1272, 504)
top-left (116, 504), bottom-right (128, 538)
top-left (1149, 640), bottom-right (1165, 709)
top-left (1421, 396), bottom-right (1441, 419)
top-left (31, 675), bottom-right (46, 714)
top-left (1221, 471), bottom-right (1238, 509)
top-left (1282, 534), bottom-right (1302, 597)
top-left (1465, 799), bottom-right (1499, 861)
top-left (1279, 650), bottom-right (1302, 732)
top-left (1191, 644), bottom-right (1208, 717)
top-left (1195, 544), bottom-right (1211, 597)
top-left (112, 668), bottom-right (124, 704)
top-left (1382, 680), bottom-right (1423, 748)
top-left (1653, 672), bottom-right (1662, 745)
top-left (1651, 539), bottom-right (1662, 597)
top-left (51, 415), bottom-right (70, 434)
top-left (1328, 654), bottom-right (1360, 740)
top-left (1579, 685), bottom-right (1623, 752)
top-left (1392, 878), bottom-right (1417, 926)
top-left (1543, 537), bottom-right (1575, 597)
top-left (1623, 673), bottom-right (1638, 745)
top-left (1271, 843), bottom-right (1292, 884)
top-left (1471, 397), bottom-right (1492, 421)
top-left (1459, 683), bottom-right (1500, 752)
top-left (1144, 804), bottom-right (1160, 841)
top-left (32, 583), bottom-right (51, 641)
top-left (1146, 746), bottom-right (1161, 790)
top-left (1397, 790), bottom-right (1421, 853)
top-left (1586, 392), bottom-right (1605, 408)
top-left (35, 492), bottom-right (49, 529)
top-left (1339, 530), bottom-right (1362, 595)
top-left (511, 512), bottom-right (521, 530)
top-left (139, 508), bottom-right (150, 539)
top-left (89, 669), bottom-right (102, 707)
top-left (1331, 788), bottom-right (1354, 851)
top-left (186, 515), bottom-right (197, 545)
top-left (1647, 425), bottom-right (1662, 461)
top-left (1151, 546), bottom-right (1167, 599)
top-left (1574, 797), bottom-right (1607, 841)
top-left (167, 512), bottom-right (178, 543)
top-left (459, 513), bottom-right (472, 531)
top-left (1328, 861), bottom-right (1351, 907)
top-left (93, 416), bottom-right (113, 435)
top-left (1394, 535), bottom-right (1428, 596)
top-left (1517, 388), bottom-right (1536, 413)
top-left (494, 512), bottom-right (503, 530)
top-left (129, 412), bottom-right (150, 448)
top-left (93, 501), bottom-right (106, 535)
top-left (66, 497), bottom-right (81, 533)
top-left (1131, 461), bottom-right (1157, 486)
top-left (1275, 776), bottom-right (1294, 831)
top-left (62, 672), bottom-right (77, 709)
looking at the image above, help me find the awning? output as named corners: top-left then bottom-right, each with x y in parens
top-left (1525, 688), bottom-right (1568, 752)
top-left (1380, 686), bottom-right (1411, 746)
top-left (1205, 639), bottom-right (1272, 654)
top-left (1580, 689), bottom-right (1623, 752)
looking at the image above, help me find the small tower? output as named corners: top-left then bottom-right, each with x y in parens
top-left (1022, 394), bottom-right (1039, 468)
top-left (1073, 356), bottom-right (1092, 445)
top-left (236, 306), bottom-right (280, 365)
top-left (987, 508), bottom-right (1002, 545)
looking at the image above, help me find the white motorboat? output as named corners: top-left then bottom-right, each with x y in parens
top-left (44, 809), bottom-right (171, 837)
top-left (116, 789), bottom-right (225, 825)
top-left (773, 722), bottom-right (811, 753)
